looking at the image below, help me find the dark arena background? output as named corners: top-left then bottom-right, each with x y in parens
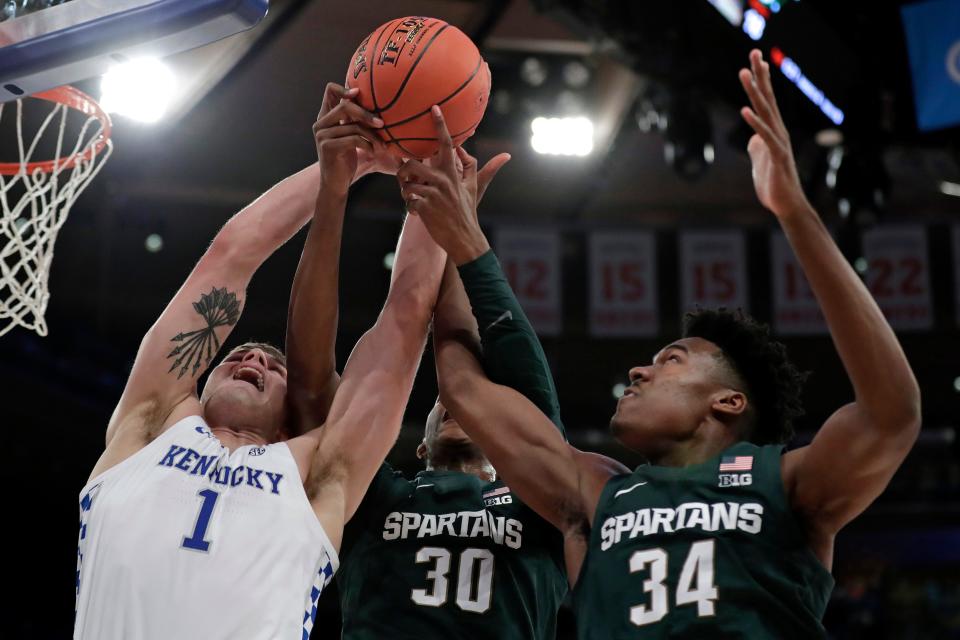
top-left (2, 0), bottom-right (959, 638)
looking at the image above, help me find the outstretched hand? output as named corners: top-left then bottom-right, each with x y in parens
top-left (397, 105), bottom-right (510, 265)
top-left (313, 82), bottom-right (401, 197)
top-left (739, 49), bottom-right (811, 219)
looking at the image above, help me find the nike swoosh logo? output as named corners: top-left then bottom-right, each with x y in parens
top-left (614, 482), bottom-right (648, 498)
top-left (415, 484), bottom-right (435, 490)
top-left (485, 310), bottom-right (513, 331)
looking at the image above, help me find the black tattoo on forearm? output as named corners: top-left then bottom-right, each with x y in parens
top-left (167, 287), bottom-right (241, 379)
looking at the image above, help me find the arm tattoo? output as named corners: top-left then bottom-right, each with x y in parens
top-left (167, 287), bottom-right (241, 379)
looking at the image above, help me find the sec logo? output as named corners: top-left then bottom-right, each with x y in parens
top-left (250, 447), bottom-right (266, 456)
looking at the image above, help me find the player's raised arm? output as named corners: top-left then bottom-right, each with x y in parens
top-left (99, 162), bottom-right (325, 478)
top-left (285, 83), bottom-right (398, 435)
top-left (738, 50), bottom-right (921, 548)
top-left (433, 264), bottom-right (624, 542)
top-left (402, 107), bottom-right (623, 538)
top-left (417, 137), bottom-right (564, 431)
top-left (305, 213), bottom-right (445, 549)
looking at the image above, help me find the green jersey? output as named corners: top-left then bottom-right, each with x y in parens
top-left (338, 465), bottom-right (566, 639)
top-left (338, 251), bottom-right (568, 639)
top-left (573, 442), bottom-right (833, 639)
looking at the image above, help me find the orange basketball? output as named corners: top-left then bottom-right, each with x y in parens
top-left (345, 16), bottom-right (491, 159)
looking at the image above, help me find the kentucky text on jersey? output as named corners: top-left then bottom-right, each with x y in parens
top-left (382, 510), bottom-right (523, 549)
top-left (600, 501), bottom-right (764, 550)
top-left (157, 444), bottom-right (284, 494)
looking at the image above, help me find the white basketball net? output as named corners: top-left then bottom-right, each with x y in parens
top-left (0, 95), bottom-right (112, 337)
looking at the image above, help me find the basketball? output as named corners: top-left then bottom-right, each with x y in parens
top-left (346, 16), bottom-right (491, 159)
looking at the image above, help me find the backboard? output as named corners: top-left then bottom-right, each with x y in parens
top-left (0, 0), bottom-right (270, 102)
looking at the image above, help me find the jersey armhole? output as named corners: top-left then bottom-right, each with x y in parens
top-left (768, 445), bottom-right (834, 581)
top-left (80, 415), bottom-right (205, 498)
top-left (275, 441), bottom-right (341, 573)
top-left (571, 472), bottom-right (624, 592)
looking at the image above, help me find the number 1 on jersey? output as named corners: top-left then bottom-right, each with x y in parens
top-left (182, 489), bottom-right (220, 552)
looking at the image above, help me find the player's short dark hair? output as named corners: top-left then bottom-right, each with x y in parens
top-left (227, 341), bottom-right (286, 368)
top-left (682, 309), bottom-right (807, 445)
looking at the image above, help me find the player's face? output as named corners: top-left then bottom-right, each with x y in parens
top-left (200, 347), bottom-right (289, 440)
top-left (418, 400), bottom-right (488, 469)
top-left (424, 401), bottom-right (472, 447)
top-left (610, 337), bottom-right (727, 456)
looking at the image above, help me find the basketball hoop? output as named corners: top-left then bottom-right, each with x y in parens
top-left (0, 85), bottom-right (113, 337)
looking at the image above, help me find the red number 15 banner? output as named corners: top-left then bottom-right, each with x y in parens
top-left (862, 226), bottom-right (932, 331)
top-left (495, 228), bottom-right (562, 336)
top-left (679, 230), bottom-right (749, 315)
top-left (589, 231), bottom-right (658, 337)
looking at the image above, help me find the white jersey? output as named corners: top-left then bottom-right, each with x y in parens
top-left (75, 415), bottom-right (338, 640)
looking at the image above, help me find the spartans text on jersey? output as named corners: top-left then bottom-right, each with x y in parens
top-left (600, 501), bottom-right (763, 550)
top-left (382, 510), bottom-right (523, 549)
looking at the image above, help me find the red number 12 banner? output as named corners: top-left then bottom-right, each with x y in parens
top-left (862, 226), bottom-right (932, 331)
top-left (679, 230), bottom-right (749, 315)
top-left (495, 228), bottom-right (562, 336)
top-left (589, 231), bottom-right (658, 337)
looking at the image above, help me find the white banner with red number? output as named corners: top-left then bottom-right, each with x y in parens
top-left (679, 230), bottom-right (749, 314)
top-left (770, 231), bottom-right (827, 335)
top-left (494, 228), bottom-right (562, 336)
top-left (862, 226), bottom-right (932, 331)
top-left (588, 231), bottom-right (658, 337)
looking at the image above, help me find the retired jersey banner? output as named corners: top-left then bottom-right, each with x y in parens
top-left (770, 231), bottom-right (827, 335)
top-left (954, 226), bottom-right (960, 327)
top-left (862, 226), bottom-right (933, 331)
top-left (495, 228), bottom-right (562, 336)
top-left (679, 230), bottom-right (749, 314)
top-left (588, 231), bottom-right (658, 337)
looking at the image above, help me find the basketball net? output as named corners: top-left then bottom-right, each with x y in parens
top-left (0, 86), bottom-right (113, 337)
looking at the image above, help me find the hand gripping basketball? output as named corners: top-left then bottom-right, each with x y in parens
top-left (313, 82), bottom-right (398, 195)
top-left (397, 106), bottom-right (509, 264)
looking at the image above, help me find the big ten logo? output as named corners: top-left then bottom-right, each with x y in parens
top-left (718, 473), bottom-right (752, 488)
top-left (866, 256), bottom-right (927, 299)
top-left (379, 17), bottom-right (428, 66)
top-left (352, 34), bottom-right (371, 79)
top-left (691, 260), bottom-right (737, 302)
top-left (503, 258), bottom-right (550, 301)
top-left (484, 495), bottom-right (513, 507)
top-left (599, 258), bottom-right (647, 303)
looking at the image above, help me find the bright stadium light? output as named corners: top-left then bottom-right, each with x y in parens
top-left (940, 181), bottom-right (960, 197)
top-left (144, 234), bottom-right (164, 253)
top-left (530, 116), bottom-right (594, 157)
top-left (100, 58), bottom-right (177, 123)
top-left (742, 8), bottom-right (766, 40)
